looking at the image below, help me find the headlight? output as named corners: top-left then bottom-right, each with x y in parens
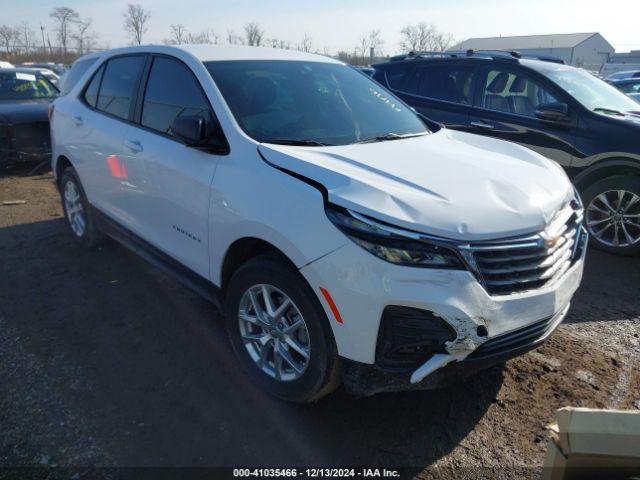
top-left (325, 204), bottom-right (465, 269)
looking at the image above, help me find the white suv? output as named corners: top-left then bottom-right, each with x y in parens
top-left (51, 45), bottom-right (587, 402)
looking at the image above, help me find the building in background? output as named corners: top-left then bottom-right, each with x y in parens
top-left (451, 32), bottom-right (614, 71)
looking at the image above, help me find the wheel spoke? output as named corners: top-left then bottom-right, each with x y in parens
top-left (593, 222), bottom-right (613, 237)
top-left (623, 194), bottom-right (639, 213)
top-left (273, 298), bottom-right (291, 321)
top-left (259, 340), bottom-right (272, 367)
top-left (239, 311), bottom-right (258, 325)
top-left (277, 342), bottom-right (303, 374)
top-left (612, 223), bottom-right (620, 246)
top-left (617, 190), bottom-right (626, 209)
top-left (283, 318), bottom-right (303, 334)
top-left (284, 336), bottom-right (310, 359)
top-left (587, 217), bottom-right (610, 227)
top-left (620, 223), bottom-right (635, 245)
top-left (597, 193), bottom-right (616, 213)
top-left (249, 290), bottom-right (267, 324)
top-left (242, 332), bottom-right (271, 346)
top-left (261, 285), bottom-right (275, 317)
top-left (587, 202), bottom-right (610, 215)
top-left (273, 342), bottom-right (283, 380)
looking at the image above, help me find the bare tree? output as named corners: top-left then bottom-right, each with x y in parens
top-left (49, 7), bottom-right (79, 57)
top-left (399, 22), bottom-right (453, 52)
top-left (19, 22), bottom-right (34, 53)
top-left (368, 29), bottom-right (384, 57)
top-left (187, 29), bottom-right (220, 44)
top-left (266, 38), bottom-right (290, 49)
top-left (296, 33), bottom-right (313, 53)
top-left (243, 22), bottom-right (264, 46)
top-left (0, 25), bottom-right (18, 54)
top-left (167, 24), bottom-right (187, 44)
top-left (73, 18), bottom-right (96, 55)
top-left (123, 3), bottom-right (151, 45)
top-left (227, 29), bottom-right (245, 45)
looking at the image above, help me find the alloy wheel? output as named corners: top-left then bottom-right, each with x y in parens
top-left (238, 284), bottom-right (311, 382)
top-left (586, 189), bottom-right (640, 247)
top-left (64, 180), bottom-right (86, 237)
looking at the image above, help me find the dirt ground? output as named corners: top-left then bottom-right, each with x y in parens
top-left (1, 167), bottom-right (639, 479)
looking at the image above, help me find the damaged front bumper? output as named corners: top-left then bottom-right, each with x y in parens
top-left (342, 302), bottom-right (570, 396)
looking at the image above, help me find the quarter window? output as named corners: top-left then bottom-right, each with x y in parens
top-left (141, 56), bottom-right (212, 135)
top-left (96, 56), bottom-right (145, 120)
top-left (482, 69), bottom-right (559, 117)
top-left (83, 65), bottom-right (104, 108)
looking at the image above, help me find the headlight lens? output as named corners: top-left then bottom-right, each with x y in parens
top-left (326, 204), bottom-right (464, 269)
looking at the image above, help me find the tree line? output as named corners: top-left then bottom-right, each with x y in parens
top-left (0, 3), bottom-right (455, 65)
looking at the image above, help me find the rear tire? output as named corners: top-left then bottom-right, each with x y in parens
top-left (224, 253), bottom-right (340, 403)
top-left (581, 175), bottom-right (640, 255)
top-left (59, 167), bottom-right (103, 249)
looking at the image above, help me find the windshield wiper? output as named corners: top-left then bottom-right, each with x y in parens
top-left (593, 107), bottom-right (626, 117)
top-left (264, 139), bottom-right (334, 147)
top-left (354, 131), bottom-right (429, 144)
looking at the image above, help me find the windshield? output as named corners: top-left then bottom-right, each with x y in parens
top-left (0, 71), bottom-right (57, 101)
top-left (544, 68), bottom-right (639, 113)
top-left (205, 60), bottom-right (428, 145)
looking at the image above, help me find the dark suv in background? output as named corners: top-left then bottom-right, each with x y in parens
top-left (372, 51), bottom-right (640, 255)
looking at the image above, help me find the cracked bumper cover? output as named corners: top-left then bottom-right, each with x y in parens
top-left (300, 239), bottom-right (585, 395)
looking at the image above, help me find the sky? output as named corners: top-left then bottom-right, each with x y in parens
top-left (6, 0), bottom-right (640, 54)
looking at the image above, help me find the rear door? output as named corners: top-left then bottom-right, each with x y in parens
top-left (119, 55), bottom-right (225, 278)
top-left (469, 65), bottom-right (577, 168)
top-left (384, 61), bottom-right (476, 131)
top-left (69, 54), bottom-right (147, 224)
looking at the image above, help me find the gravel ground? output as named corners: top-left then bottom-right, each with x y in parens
top-left (1, 168), bottom-right (639, 479)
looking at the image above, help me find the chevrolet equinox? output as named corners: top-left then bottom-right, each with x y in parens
top-left (51, 46), bottom-right (587, 401)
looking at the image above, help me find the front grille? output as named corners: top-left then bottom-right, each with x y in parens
top-left (467, 309), bottom-right (564, 360)
top-left (463, 202), bottom-right (586, 296)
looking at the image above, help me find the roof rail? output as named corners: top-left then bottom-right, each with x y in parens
top-left (389, 49), bottom-right (565, 65)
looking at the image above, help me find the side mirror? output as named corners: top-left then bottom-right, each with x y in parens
top-left (535, 102), bottom-right (570, 123)
top-left (171, 115), bottom-right (212, 145)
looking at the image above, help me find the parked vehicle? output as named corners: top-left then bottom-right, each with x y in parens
top-left (0, 60), bottom-right (14, 68)
top-left (604, 69), bottom-right (640, 81)
top-left (0, 68), bottom-right (58, 168)
top-left (609, 78), bottom-right (640, 102)
top-left (19, 66), bottom-right (60, 86)
top-left (20, 62), bottom-right (67, 76)
top-left (51, 45), bottom-right (586, 401)
top-left (373, 50), bottom-right (640, 254)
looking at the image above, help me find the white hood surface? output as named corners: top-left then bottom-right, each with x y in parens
top-left (259, 128), bottom-right (574, 242)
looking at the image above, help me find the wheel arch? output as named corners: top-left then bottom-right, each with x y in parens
top-left (573, 157), bottom-right (640, 192)
top-left (219, 237), bottom-right (300, 293)
top-left (54, 155), bottom-right (74, 187)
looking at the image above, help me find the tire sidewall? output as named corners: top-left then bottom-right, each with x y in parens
top-left (59, 167), bottom-right (99, 249)
top-left (581, 175), bottom-right (640, 255)
top-left (224, 255), bottom-right (337, 403)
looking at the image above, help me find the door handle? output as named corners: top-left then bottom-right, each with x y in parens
top-left (124, 139), bottom-right (143, 153)
top-left (470, 121), bottom-right (494, 130)
top-left (72, 115), bottom-right (83, 126)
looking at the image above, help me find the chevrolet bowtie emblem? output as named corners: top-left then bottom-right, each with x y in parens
top-left (542, 234), bottom-right (563, 248)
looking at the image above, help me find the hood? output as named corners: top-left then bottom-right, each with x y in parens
top-left (258, 129), bottom-right (574, 242)
top-left (0, 99), bottom-right (51, 125)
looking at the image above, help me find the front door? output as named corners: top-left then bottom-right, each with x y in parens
top-left (120, 55), bottom-right (223, 278)
top-left (469, 65), bottom-right (578, 168)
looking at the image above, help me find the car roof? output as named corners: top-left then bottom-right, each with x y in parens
top-left (83, 44), bottom-right (342, 65)
top-left (0, 67), bottom-right (47, 74)
top-left (374, 54), bottom-right (576, 74)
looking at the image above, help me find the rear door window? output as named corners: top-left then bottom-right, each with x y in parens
top-left (141, 56), bottom-right (212, 135)
top-left (406, 65), bottom-right (475, 105)
top-left (481, 68), bottom-right (559, 117)
top-left (96, 56), bottom-right (146, 120)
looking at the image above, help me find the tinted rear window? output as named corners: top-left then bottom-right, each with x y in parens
top-left (96, 56), bottom-right (145, 120)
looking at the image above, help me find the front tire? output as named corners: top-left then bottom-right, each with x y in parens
top-left (59, 167), bottom-right (102, 249)
top-left (582, 175), bottom-right (640, 255)
top-left (224, 254), bottom-right (340, 403)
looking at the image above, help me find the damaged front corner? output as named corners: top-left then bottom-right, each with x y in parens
top-left (410, 312), bottom-right (490, 384)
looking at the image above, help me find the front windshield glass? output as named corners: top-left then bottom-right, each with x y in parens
top-left (0, 71), bottom-right (58, 101)
top-left (544, 68), bottom-right (639, 113)
top-left (205, 60), bottom-right (428, 145)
